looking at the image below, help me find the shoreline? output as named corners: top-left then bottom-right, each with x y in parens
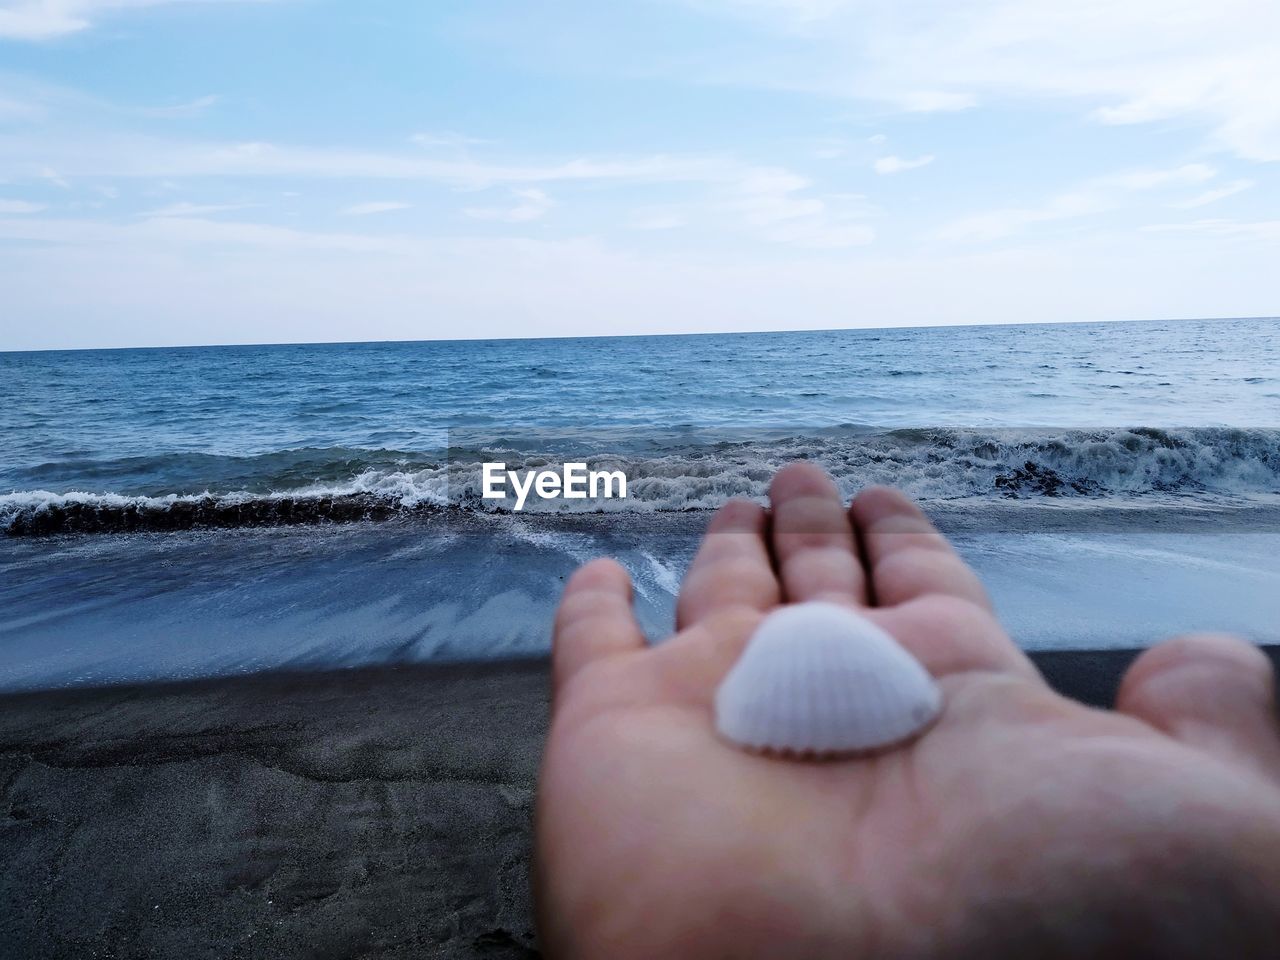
top-left (6, 509), bottom-right (1280, 693)
top-left (3, 648), bottom-right (1278, 958)
top-left (7, 496), bottom-right (1280, 538)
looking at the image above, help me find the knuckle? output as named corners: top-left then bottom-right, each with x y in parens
top-left (706, 556), bottom-right (774, 586)
top-left (776, 527), bottom-right (854, 553)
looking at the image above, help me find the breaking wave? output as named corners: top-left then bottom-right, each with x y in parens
top-left (4, 427), bottom-right (1278, 535)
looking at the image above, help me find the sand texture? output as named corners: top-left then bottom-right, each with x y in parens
top-left (4, 648), bottom-right (1276, 958)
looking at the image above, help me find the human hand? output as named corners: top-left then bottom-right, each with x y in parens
top-left (536, 463), bottom-right (1280, 958)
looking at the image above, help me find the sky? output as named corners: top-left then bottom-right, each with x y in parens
top-left (0, 0), bottom-right (1277, 350)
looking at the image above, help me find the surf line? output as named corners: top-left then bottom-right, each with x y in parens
top-left (482, 462), bottom-right (628, 511)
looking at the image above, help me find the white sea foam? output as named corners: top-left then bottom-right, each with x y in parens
top-left (376, 426), bottom-right (1280, 510)
top-left (3, 427), bottom-right (1278, 532)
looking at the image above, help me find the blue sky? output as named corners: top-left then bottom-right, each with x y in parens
top-left (0, 0), bottom-right (1277, 349)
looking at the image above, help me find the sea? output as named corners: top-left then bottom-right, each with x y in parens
top-left (2, 316), bottom-right (1279, 691)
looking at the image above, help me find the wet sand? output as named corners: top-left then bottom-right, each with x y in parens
top-left (3, 648), bottom-right (1277, 958)
top-left (8, 509), bottom-right (1280, 692)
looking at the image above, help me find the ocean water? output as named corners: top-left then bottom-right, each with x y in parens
top-left (2, 317), bottom-right (1279, 689)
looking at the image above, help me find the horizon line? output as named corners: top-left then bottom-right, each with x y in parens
top-left (2, 314), bottom-right (1276, 356)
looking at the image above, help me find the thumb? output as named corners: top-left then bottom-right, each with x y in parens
top-left (552, 558), bottom-right (646, 698)
top-left (1117, 633), bottom-right (1280, 785)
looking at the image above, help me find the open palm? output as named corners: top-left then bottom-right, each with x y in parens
top-left (536, 463), bottom-right (1280, 958)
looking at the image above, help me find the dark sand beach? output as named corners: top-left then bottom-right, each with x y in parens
top-left (4, 647), bottom-right (1278, 959)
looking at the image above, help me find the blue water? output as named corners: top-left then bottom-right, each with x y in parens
top-left (2, 317), bottom-right (1279, 528)
top-left (2, 317), bottom-right (1279, 690)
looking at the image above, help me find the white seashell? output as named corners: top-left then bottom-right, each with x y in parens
top-left (715, 602), bottom-right (942, 757)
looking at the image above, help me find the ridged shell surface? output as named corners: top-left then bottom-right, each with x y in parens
top-left (715, 602), bottom-right (941, 756)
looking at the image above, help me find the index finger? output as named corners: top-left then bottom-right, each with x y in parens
top-left (676, 499), bottom-right (780, 630)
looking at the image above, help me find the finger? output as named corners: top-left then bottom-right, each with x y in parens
top-left (851, 485), bottom-right (992, 610)
top-left (676, 499), bottom-right (780, 630)
top-left (769, 462), bottom-right (868, 606)
top-left (1117, 633), bottom-right (1280, 784)
top-left (553, 558), bottom-right (646, 694)
top-left (874, 596), bottom-right (1042, 681)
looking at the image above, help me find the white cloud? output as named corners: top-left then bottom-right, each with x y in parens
top-left (0, 132), bottom-right (739, 187)
top-left (764, 218), bottom-right (874, 248)
top-left (0, 1), bottom-right (271, 41)
top-left (720, 170), bottom-right (872, 247)
top-left (894, 91), bottom-right (977, 114)
top-left (38, 165), bottom-right (69, 188)
top-left (1100, 164), bottom-right (1215, 191)
top-left (2, 209), bottom-right (1276, 350)
top-left (0, 111), bottom-right (884, 257)
top-left (0, 94), bottom-right (42, 120)
top-left (138, 200), bottom-right (254, 218)
top-left (618, 172), bottom-right (875, 246)
top-left (1141, 218), bottom-right (1280, 241)
top-left (726, 168), bottom-right (814, 221)
top-left (938, 194), bottom-right (1104, 243)
top-left (0, 0), bottom-right (90, 39)
top-left (0, 212), bottom-right (397, 252)
top-left (341, 200), bottom-right (411, 216)
top-left (0, 197), bottom-right (44, 212)
top-left (1171, 179), bottom-right (1254, 209)
top-left (464, 188), bottom-right (553, 223)
top-left (873, 154), bottom-right (934, 175)
top-left (410, 131), bottom-right (491, 149)
top-left (938, 163), bottom-right (1221, 242)
top-left (688, 0), bottom-right (1280, 161)
top-left (700, 0), bottom-right (853, 26)
top-left (0, 123), bottom-right (876, 246)
top-left (137, 95), bottom-right (219, 120)
top-left (628, 208), bottom-right (686, 231)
